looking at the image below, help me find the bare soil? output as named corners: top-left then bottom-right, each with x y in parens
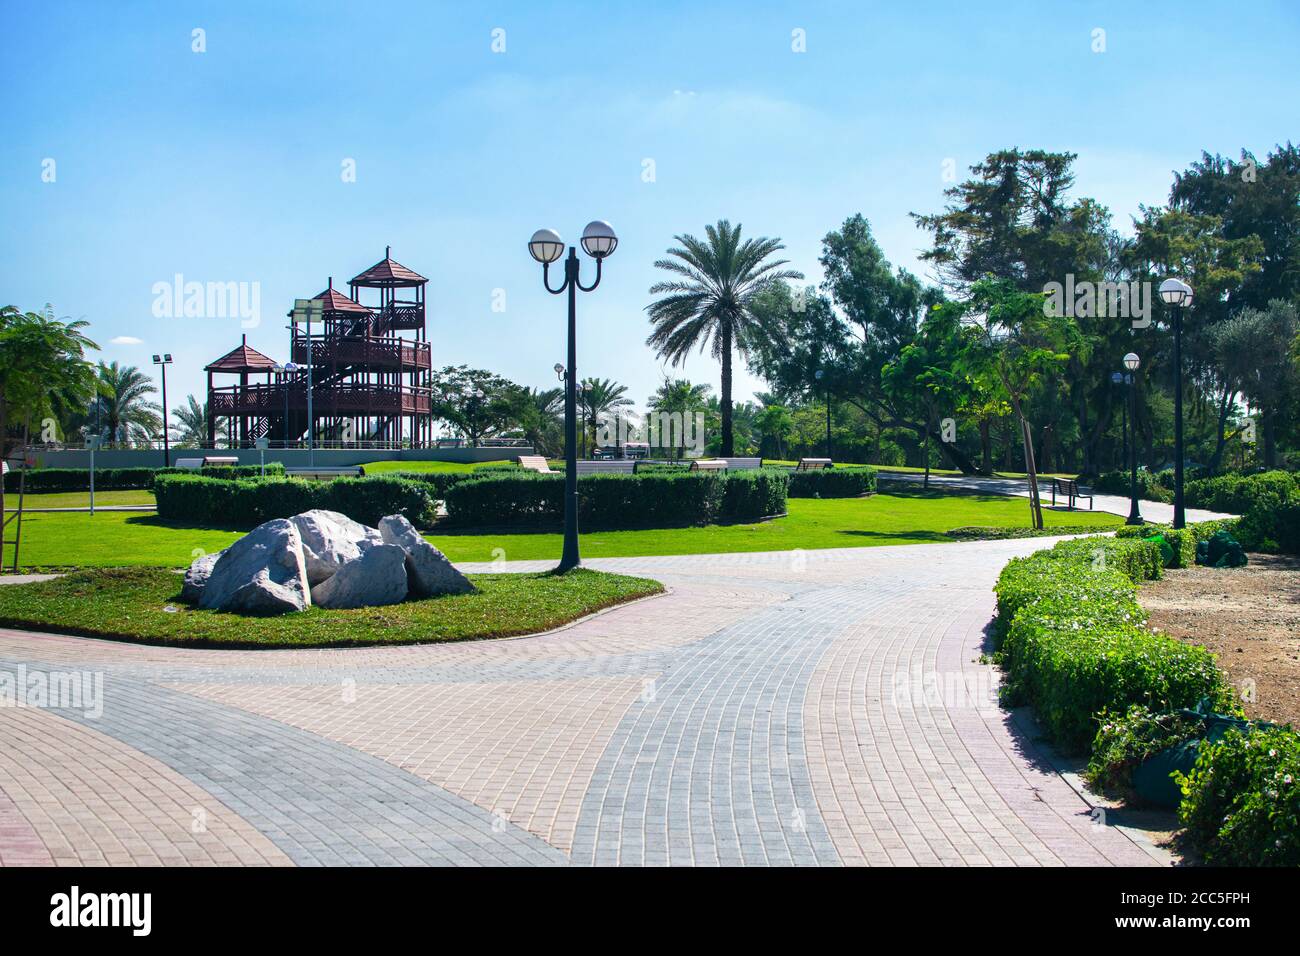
top-left (1139, 554), bottom-right (1300, 729)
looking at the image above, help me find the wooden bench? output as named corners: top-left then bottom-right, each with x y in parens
top-left (202, 456), bottom-right (239, 467)
top-left (575, 460), bottom-right (636, 475)
top-left (717, 457), bottom-right (763, 471)
top-left (689, 459), bottom-right (729, 472)
top-left (285, 467), bottom-right (363, 481)
top-left (1050, 477), bottom-right (1093, 510)
top-left (516, 455), bottom-right (553, 474)
top-left (796, 458), bottom-right (832, 471)
top-left (174, 458), bottom-right (205, 470)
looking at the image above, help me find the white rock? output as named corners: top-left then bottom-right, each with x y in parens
top-left (181, 550), bottom-right (222, 604)
top-left (311, 543), bottom-right (409, 610)
top-left (199, 519), bottom-right (311, 614)
top-left (289, 509), bottom-right (384, 586)
top-left (379, 514), bottom-right (477, 597)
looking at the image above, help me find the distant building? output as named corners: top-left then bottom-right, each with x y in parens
top-left (205, 248), bottom-right (433, 448)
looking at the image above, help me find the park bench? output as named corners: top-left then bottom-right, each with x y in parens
top-left (575, 460), bottom-right (636, 475)
top-left (796, 458), bottom-right (832, 471)
top-left (717, 457), bottom-right (763, 471)
top-left (174, 458), bottom-right (205, 470)
top-left (1050, 477), bottom-right (1093, 510)
top-left (285, 467), bottom-right (363, 481)
top-left (689, 459), bottom-right (729, 472)
top-left (516, 455), bottom-right (553, 474)
top-left (202, 456), bottom-right (239, 467)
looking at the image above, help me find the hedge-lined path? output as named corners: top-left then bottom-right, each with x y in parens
top-left (878, 471), bottom-right (1236, 524)
top-left (0, 539), bottom-right (1159, 866)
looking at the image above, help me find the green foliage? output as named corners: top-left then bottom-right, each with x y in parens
top-left (1092, 469), bottom-right (1173, 503)
top-left (785, 465), bottom-right (877, 498)
top-left (3, 463), bottom-right (286, 493)
top-left (993, 537), bottom-right (1231, 753)
top-left (442, 470), bottom-right (788, 529)
top-left (1184, 469), bottom-right (1297, 513)
top-left (1176, 726), bottom-right (1300, 866)
top-left (1114, 522), bottom-right (1197, 568)
top-left (152, 474), bottom-right (436, 528)
top-left (1086, 704), bottom-right (1203, 801)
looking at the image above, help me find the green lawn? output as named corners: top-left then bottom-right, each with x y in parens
top-left (4, 489), bottom-right (156, 510)
top-left (0, 489), bottom-right (1121, 570)
top-left (0, 568), bottom-right (663, 648)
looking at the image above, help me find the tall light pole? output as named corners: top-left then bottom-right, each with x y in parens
top-left (291, 299), bottom-right (324, 466)
top-left (529, 221), bottom-right (617, 573)
top-left (152, 353), bottom-right (173, 466)
top-left (274, 361), bottom-right (300, 448)
top-left (1121, 353), bottom-right (1142, 525)
top-left (1159, 278), bottom-right (1193, 529)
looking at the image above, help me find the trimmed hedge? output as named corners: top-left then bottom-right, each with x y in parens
top-left (3, 463), bottom-right (285, 493)
top-left (1176, 725), bottom-right (1300, 866)
top-left (442, 470), bottom-right (788, 529)
top-left (785, 465), bottom-right (877, 499)
top-left (1184, 469), bottom-right (1297, 514)
top-left (153, 474), bottom-right (435, 528)
top-left (1090, 469), bottom-right (1172, 503)
top-left (993, 536), bottom-right (1232, 753)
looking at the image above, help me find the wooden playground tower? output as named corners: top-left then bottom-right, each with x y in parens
top-left (205, 248), bottom-right (434, 448)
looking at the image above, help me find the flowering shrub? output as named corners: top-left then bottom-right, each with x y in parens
top-left (1086, 704), bottom-right (1202, 800)
top-left (1176, 726), bottom-right (1300, 866)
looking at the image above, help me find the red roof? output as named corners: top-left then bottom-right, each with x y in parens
top-left (313, 278), bottom-right (370, 314)
top-left (350, 246), bottom-right (427, 286)
top-left (205, 337), bottom-right (279, 372)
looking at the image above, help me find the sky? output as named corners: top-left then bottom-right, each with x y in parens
top-left (2, 0), bottom-right (1298, 421)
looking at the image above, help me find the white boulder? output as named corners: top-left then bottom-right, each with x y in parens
top-left (181, 549), bottom-right (223, 604)
top-left (199, 519), bottom-right (311, 614)
top-left (379, 514), bottom-right (477, 597)
top-left (289, 509), bottom-right (384, 586)
top-left (311, 543), bottom-right (409, 610)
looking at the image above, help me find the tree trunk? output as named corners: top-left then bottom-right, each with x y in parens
top-left (923, 401), bottom-right (932, 489)
top-left (979, 419), bottom-right (992, 475)
top-left (1263, 407), bottom-right (1277, 468)
top-left (1206, 387), bottom-right (1234, 476)
top-left (720, 324), bottom-right (734, 457)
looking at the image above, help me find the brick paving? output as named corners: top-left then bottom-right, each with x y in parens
top-left (0, 539), bottom-right (1159, 866)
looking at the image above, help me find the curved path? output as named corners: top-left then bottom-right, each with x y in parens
top-left (0, 540), bottom-right (1158, 866)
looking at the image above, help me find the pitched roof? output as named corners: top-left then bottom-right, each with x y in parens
top-left (350, 246), bottom-right (427, 286)
top-left (205, 336), bottom-right (279, 372)
top-left (313, 278), bottom-right (370, 314)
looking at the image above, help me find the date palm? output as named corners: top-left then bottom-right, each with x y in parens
top-left (646, 220), bottom-right (802, 455)
top-left (171, 394), bottom-right (208, 447)
top-left (91, 360), bottom-right (161, 447)
top-left (579, 377), bottom-right (633, 455)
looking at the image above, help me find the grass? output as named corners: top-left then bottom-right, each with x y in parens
top-left (0, 489), bottom-right (1122, 569)
top-left (0, 567), bottom-right (663, 648)
top-left (4, 489), bottom-right (156, 509)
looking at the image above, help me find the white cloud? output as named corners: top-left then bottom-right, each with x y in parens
top-left (110, 335), bottom-right (143, 345)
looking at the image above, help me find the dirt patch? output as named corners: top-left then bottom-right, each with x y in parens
top-left (1138, 554), bottom-right (1300, 728)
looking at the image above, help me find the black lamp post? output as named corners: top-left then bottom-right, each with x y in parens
top-left (1159, 278), bottom-right (1193, 529)
top-left (1110, 371), bottom-right (1128, 470)
top-left (815, 369), bottom-right (831, 459)
top-left (152, 353), bottom-right (173, 466)
top-left (1120, 353), bottom-right (1142, 525)
top-left (529, 221), bottom-right (618, 573)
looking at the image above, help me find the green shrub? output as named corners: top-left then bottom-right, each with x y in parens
top-left (1114, 523), bottom-right (1198, 568)
top-left (1176, 726), bottom-right (1300, 866)
top-left (993, 537), bottom-right (1231, 753)
top-left (1085, 704), bottom-right (1203, 800)
top-left (3, 463), bottom-right (285, 494)
top-left (1236, 488), bottom-right (1300, 554)
top-left (153, 474), bottom-right (435, 528)
top-left (442, 470), bottom-right (787, 529)
top-left (1091, 469), bottom-right (1172, 502)
top-left (785, 465), bottom-right (877, 498)
top-left (1184, 469), bottom-right (1297, 514)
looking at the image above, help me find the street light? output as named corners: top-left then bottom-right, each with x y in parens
top-left (274, 362), bottom-right (301, 448)
top-left (1110, 371), bottom-right (1128, 471)
top-left (528, 220), bottom-right (617, 572)
top-left (1121, 353), bottom-right (1142, 525)
top-left (1158, 278), bottom-right (1193, 529)
top-left (290, 299), bottom-right (325, 466)
top-left (152, 353), bottom-right (173, 466)
top-left (815, 369), bottom-right (831, 459)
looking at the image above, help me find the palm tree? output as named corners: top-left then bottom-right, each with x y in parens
top-left (520, 386), bottom-right (563, 457)
top-left (172, 394), bottom-right (208, 447)
top-left (579, 377), bottom-right (633, 456)
top-left (648, 378), bottom-right (712, 459)
top-left (91, 360), bottom-right (161, 447)
top-left (645, 220), bottom-right (802, 455)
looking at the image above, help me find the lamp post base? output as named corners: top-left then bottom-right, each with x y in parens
top-left (1125, 512), bottom-right (1145, 526)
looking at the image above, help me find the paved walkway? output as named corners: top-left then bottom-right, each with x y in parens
top-left (878, 472), bottom-right (1235, 524)
top-left (0, 540), bottom-right (1160, 866)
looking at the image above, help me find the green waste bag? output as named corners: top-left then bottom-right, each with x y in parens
top-left (1132, 700), bottom-right (1274, 807)
top-left (1144, 533), bottom-right (1174, 567)
top-left (1195, 529), bottom-right (1248, 568)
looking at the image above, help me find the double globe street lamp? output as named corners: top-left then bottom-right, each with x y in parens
top-left (529, 220), bottom-right (618, 572)
top-left (1158, 277), bottom-right (1194, 529)
top-left (1119, 352), bottom-right (1142, 525)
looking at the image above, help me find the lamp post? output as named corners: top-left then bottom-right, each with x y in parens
top-left (152, 353), bottom-right (173, 466)
top-left (1110, 371), bottom-right (1129, 470)
top-left (1120, 354), bottom-right (1142, 525)
top-left (814, 369), bottom-right (831, 459)
top-left (529, 220), bottom-right (617, 573)
top-left (1158, 278), bottom-right (1193, 529)
top-left (291, 299), bottom-right (325, 466)
top-left (274, 362), bottom-right (300, 448)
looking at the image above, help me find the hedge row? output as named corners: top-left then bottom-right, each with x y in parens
top-left (1184, 469), bottom-right (1297, 514)
top-left (3, 463), bottom-right (285, 493)
top-left (1111, 519), bottom-right (1240, 569)
top-left (993, 535), bottom-right (1232, 754)
top-left (785, 466), bottom-right (877, 498)
top-left (442, 470), bottom-right (788, 529)
top-left (153, 474), bottom-right (435, 528)
top-left (1090, 469), bottom-right (1172, 503)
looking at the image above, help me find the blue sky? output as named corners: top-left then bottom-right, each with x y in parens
top-left (2, 0), bottom-right (1298, 415)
